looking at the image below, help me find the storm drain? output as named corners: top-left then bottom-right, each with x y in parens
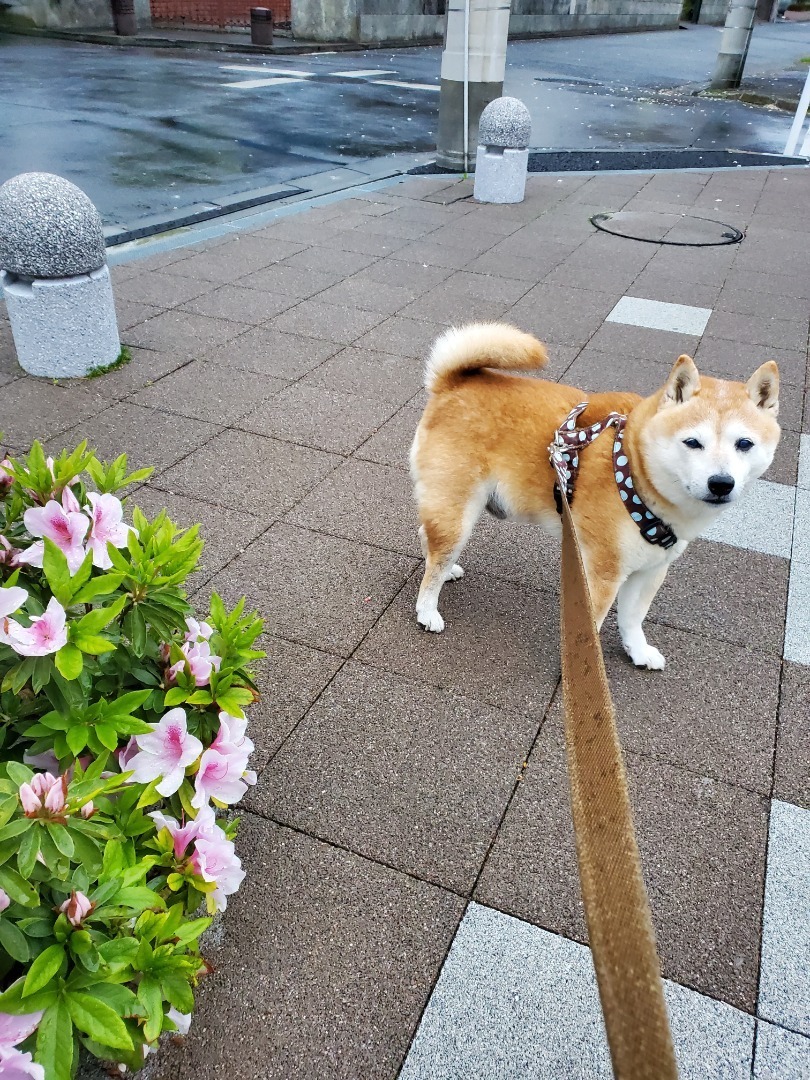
top-left (590, 211), bottom-right (743, 247)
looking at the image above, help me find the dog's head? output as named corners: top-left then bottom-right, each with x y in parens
top-left (640, 354), bottom-right (781, 509)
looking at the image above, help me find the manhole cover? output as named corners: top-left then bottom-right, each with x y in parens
top-left (590, 211), bottom-right (743, 247)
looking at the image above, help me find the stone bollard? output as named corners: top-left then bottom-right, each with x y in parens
top-left (0, 172), bottom-right (121, 379)
top-left (473, 97), bottom-right (532, 205)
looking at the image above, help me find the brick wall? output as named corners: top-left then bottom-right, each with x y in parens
top-left (151, 0), bottom-right (290, 28)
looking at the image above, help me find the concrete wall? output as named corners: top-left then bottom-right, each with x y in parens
top-left (293, 0), bottom-right (687, 43)
top-left (697, 0), bottom-right (730, 22)
top-left (0, 0), bottom-right (150, 29)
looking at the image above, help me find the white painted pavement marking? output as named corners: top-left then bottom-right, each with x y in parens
top-left (400, 903), bottom-right (756, 1080)
top-left (785, 479), bottom-right (810, 665)
top-left (798, 434), bottom-right (810, 491)
top-left (606, 295), bottom-right (713, 336)
top-left (701, 478), bottom-right (795, 561)
top-left (372, 79), bottom-right (441, 92)
top-left (758, 800), bottom-right (810, 1036)
top-left (329, 69), bottom-right (397, 78)
top-left (754, 1021), bottom-right (810, 1079)
top-left (220, 64), bottom-right (314, 77)
top-left (221, 77), bottom-right (307, 89)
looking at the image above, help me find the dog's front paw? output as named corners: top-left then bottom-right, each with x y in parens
top-left (628, 643), bottom-right (666, 670)
top-left (417, 608), bottom-right (445, 633)
top-left (445, 563), bottom-right (465, 581)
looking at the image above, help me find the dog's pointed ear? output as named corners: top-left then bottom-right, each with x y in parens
top-left (661, 355), bottom-right (700, 408)
top-left (746, 361), bottom-right (779, 415)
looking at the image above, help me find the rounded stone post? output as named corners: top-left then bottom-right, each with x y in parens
top-left (473, 97), bottom-right (531, 205)
top-left (0, 173), bottom-right (121, 379)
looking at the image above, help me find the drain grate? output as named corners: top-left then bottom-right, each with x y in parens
top-left (590, 211), bottom-right (743, 247)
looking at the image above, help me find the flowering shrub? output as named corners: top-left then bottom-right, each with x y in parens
top-left (0, 441), bottom-right (263, 1079)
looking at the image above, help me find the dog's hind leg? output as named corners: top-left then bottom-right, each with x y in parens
top-left (415, 485), bottom-right (487, 633)
top-left (617, 564), bottom-right (669, 669)
top-left (419, 525), bottom-right (464, 582)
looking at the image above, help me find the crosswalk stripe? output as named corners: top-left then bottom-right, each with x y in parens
top-left (220, 64), bottom-right (314, 77)
top-left (372, 79), bottom-right (441, 91)
top-left (329, 69), bottom-right (396, 78)
top-left (222, 77), bottom-right (306, 88)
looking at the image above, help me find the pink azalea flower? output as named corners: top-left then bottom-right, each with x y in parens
top-left (59, 890), bottom-right (94, 928)
top-left (117, 736), bottom-right (139, 772)
top-left (126, 709), bottom-right (203, 797)
top-left (192, 744), bottom-right (256, 810)
top-left (0, 586), bottom-right (27, 645)
top-left (18, 498), bottom-right (89, 575)
top-left (0, 889), bottom-right (9, 912)
top-left (149, 804), bottom-right (217, 860)
top-left (80, 801), bottom-right (95, 819)
top-left (168, 640), bottom-right (221, 688)
top-left (0, 535), bottom-right (21, 568)
top-left (85, 493), bottom-right (134, 570)
top-left (19, 773), bottom-right (67, 818)
top-left (0, 459), bottom-right (12, 490)
top-left (0, 1011), bottom-right (45, 1080)
top-left (191, 832), bottom-right (245, 912)
top-left (22, 748), bottom-right (60, 773)
top-left (184, 617), bottom-right (214, 643)
top-left (4, 598), bottom-right (68, 657)
top-left (166, 1007), bottom-right (192, 1036)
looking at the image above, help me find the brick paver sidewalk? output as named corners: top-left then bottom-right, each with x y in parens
top-left (1, 167), bottom-right (809, 1079)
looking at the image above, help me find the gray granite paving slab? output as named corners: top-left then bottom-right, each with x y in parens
top-left (180, 283), bottom-right (298, 325)
top-left (0, 376), bottom-right (109, 447)
top-left (286, 457), bottom-right (418, 556)
top-left (205, 522), bottom-right (417, 657)
top-left (53, 400), bottom-right (220, 472)
top-left (128, 484), bottom-right (265, 591)
top-left (651, 539), bottom-right (788, 656)
top-left (250, 661), bottom-right (537, 893)
top-left (236, 262), bottom-right (343, 299)
top-left (350, 257), bottom-right (454, 294)
top-left (302, 346), bottom-right (423, 407)
top-left (114, 299), bottom-right (162, 331)
top-left (785, 488), bottom-right (810, 665)
top-left (355, 569), bottom-right (560, 720)
top-left (694, 338), bottom-right (807, 387)
top-left (461, 514), bottom-right (562, 594)
top-left (702, 480), bottom-right (795, 561)
top-left (464, 244), bottom-right (574, 283)
top-left (765, 428), bottom-right (800, 487)
top-left (716, 283), bottom-right (810, 324)
top-left (131, 359), bottom-right (287, 425)
top-left (158, 428), bottom-right (340, 519)
top-left (704, 310), bottom-right (809, 354)
top-left (124, 308), bottom-right (247, 354)
top-left (759, 800), bottom-right (810, 1035)
top-left (270, 299), bottom-right (386, 346)
top-left (238, 383), bottom-right (398, 456)
top-left (507, 284), bottom-right (624, 348)
top-left (282, 244), bottom-right (380, 278)
top-left (118, 268), bottom-right (218, 308)
top-left (625, 272), bottom-right (723, 310)
top-left (754, 1021), bottom-right (810, 1080)
top-left (720, 267), bottom-right (810, 303)
top-left (167, 236), bottom-right (299, 283)
top-left (198, 325), bottom-right (341, 379)
top-left (475, 728), bottom-right (769, 1010)
top-left (776, 663), bottom-right (810, 812)
top-left (353, 314), bottom-right (446, 359)
top-left (151, 815), bottom-right (464, 1080)
top-left (397, 272), bottom-right (531, 326)
top-left (400, 904), bottom-right (756, 1080)
top-left (314, 276), bottom-right (418, 316)
top-left (354, 402), bottom-right (422, 471)
top-left (583, 321), bottom-right (702, 366)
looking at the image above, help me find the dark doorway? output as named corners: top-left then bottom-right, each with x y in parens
top-left (681, 0), bottom-right (703, 20)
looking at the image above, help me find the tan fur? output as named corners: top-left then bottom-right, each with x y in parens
top-left (411, 323), bottom-right (781, 665)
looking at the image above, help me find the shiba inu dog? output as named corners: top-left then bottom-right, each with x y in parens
top-left (410, 323), bottom-right (780, 669)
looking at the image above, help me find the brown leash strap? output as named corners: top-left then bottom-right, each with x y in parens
top-left (559, 493), bottom-right (679, 1080)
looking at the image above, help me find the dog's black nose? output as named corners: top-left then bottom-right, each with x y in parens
top-left (708, 474), bottom-right (735, 498)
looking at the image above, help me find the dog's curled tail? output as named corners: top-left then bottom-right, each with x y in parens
top-left (424, 322), bottom-right (548, 395)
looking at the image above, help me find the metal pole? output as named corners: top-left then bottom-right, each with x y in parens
top-left (710, 0), bottom-right (757, 90)
top-left (436, 0), bottom-right (510, 171)
top-left (784, 65), bottom-right (810, 157)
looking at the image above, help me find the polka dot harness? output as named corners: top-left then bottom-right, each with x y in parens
top-left (548, 402), bottom-right (678, 550)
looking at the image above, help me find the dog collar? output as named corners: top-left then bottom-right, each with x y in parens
top-left (549, 402), bottom-right (678, 550)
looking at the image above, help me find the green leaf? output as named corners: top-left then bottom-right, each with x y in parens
top-left (104, 689), bottom-right (152, 717)
top-left (0, 817), bottom-right (34, 844)
top-left (42, 537), bottom-right (72, 605)
top-left (16, 825), bottom-right (41, 879)
top-left (72, 573), bottom-right (125, 603)
top-left (163, 687), bottom-right (187, 707)
top-left (68, 549), bottom-right (95, 600)
top-left (23, 943), bottom-right (65, 997)
top-left (67, 991), bottom-right (134, 1051)
top-left (94, 723), bottom-right (119, 752)
top-left (55, 644), bottom-right (83, 681)
top-left (0, 918), bottom-right (30, 962)
top-left (0, 795), bottom-right (18, 830)
top-left (73, 634), bottom-right (116, 655)
top-left (46, 822), bottom-right (75, 859)
top-left (173, 916), bottom-right (212, 946)
top-left (76, 596), bottom-right (126, 635)
top-left (36, 997), bottom-right (74, 1080)
top-left (160, 974), bottom-right (194, 1014)
top-left (5, 762), bottom-right (33, 787)
top-left (138, 976), bottom-right (163, 1043)
top-left (0, 976), bottom-right (58, 1014)
top-left (87, 982), bottom-right (139, 1017)
top-left (135, 779), bottom-right (161, 809)
top-left (66, 725), bottom-right (88, 757)
top-left (0, 864), bottom-right (39, 906)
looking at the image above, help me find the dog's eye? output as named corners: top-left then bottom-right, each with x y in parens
top-left (683, 438), bottom-right (703, 450)
top-left (736, 438), bottom-right (754, 452)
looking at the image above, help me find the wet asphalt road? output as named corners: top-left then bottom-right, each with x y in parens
top-left (0, 21), bottom-right (808, 228)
